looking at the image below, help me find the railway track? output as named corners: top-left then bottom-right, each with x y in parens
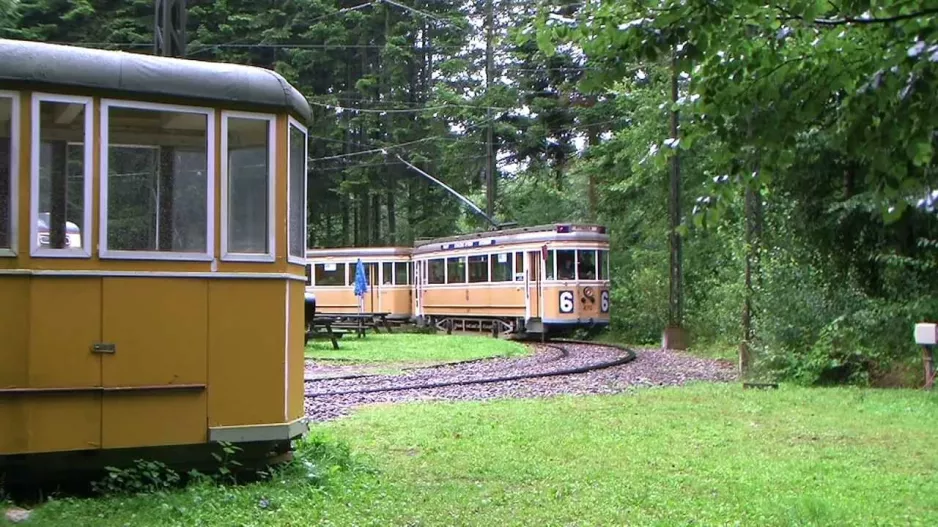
top-left (304, 339), bottom-right (636, 399)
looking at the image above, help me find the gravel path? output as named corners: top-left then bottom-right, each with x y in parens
top-left (304, 342), bottom-right (736, 422)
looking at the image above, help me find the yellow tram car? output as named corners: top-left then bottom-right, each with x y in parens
top-left (305, 247), bottom-right (414, 320)
top-left (413, 223), bottom-right (611, 335)
top-left (0, 39), bottom-right (312, 483)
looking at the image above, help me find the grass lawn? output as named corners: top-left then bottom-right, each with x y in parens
top-left (12, 383), bottom-right (938, 526)
top-left (305, 332), bottom-right (529, 365)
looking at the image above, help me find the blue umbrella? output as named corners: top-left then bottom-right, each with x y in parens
top-left (353, 259), bottom-right (368, 312)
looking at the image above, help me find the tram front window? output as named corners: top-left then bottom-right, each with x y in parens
top-left (556, 250), bottom-right (576, 280)
top-left (578, 250), bottom-right (597, 280)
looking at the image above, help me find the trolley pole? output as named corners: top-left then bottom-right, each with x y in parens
top-left (154, 0), bottom-right (187, 58)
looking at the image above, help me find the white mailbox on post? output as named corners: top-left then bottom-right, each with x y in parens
top-left (914, 323), bottom-right (937, 346)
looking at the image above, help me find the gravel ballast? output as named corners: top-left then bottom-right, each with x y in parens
top-left (304, 342), bottom-right (736, 422)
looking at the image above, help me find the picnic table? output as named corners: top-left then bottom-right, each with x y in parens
top-left (307, 317), bottom-right (344, 350)
top-left (315, 312), bottom-right (393, 337)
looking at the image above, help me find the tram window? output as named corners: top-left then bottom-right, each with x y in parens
top-left (556, 250), bottom-right (576, 280)
top-left (315, 262), bottom-right (345, 286)
top-left (515, 252), bottom-right (524, 274)
top-left (468, 254), bottom-right (489, 283)
top-left (598, 250), bottom-right (610, 280)
top-left (447, 256), bottom-right (466, 283)
top-left (490, 252), bottom-right (512, 282)
top-left (224, 114), bottom-right (273, 258)
top-left (578, 250), bottom-right (597, 280)
top-left (287, 119), bottom-right (307, 263)
top-left (305, 263), bottom-right (312, 286)
top-left (0, 95), bottom-right (13, 252)
top-left (382, 262), bottom-right (393, 285)
top-left (395, 262), bottom-right (409, 285)
top-left (102, 103), bottom-right (209, 256)
top-left (546, 250), bottom-right (555, 280)
top-left (33, 96), bottom-right (92, 255)
top-left (428, 258), bottom-right (445, 284)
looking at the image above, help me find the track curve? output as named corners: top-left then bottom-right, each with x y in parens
top-left (303, 339), bottom-right (736, 422)
top-left (304, 340), bottom-right (635, 398)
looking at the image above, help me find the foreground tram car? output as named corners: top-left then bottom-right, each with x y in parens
top-left (413, 224), bottom-right (610, 335)
top-left (0, 39), bottom-right (311, 485)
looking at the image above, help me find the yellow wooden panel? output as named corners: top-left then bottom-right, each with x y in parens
top-left (28, 278), bottom-right (102, 388)
top-left (208, 280), bottom-right (286, 426)
top-left (25, 394), bottom-right (101, 453)
top-left (0, 400), bottom-right (27, 454)
top-left (289, 280), bottom-right (305, 421)
top-left (102, 392), bottom-right (206, 449)
top-left (102, 278), bottom-right (207, 386)
top-left (0, 277), bottom-right (29, 388)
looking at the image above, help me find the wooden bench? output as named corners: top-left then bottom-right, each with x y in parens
top-left (307, 317), bottom-right (344, 349)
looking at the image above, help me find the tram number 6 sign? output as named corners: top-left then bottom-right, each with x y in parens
top-left (600, 290), bottom-right (610, 313)
top-left (559, 291), bottom-right (575, 313)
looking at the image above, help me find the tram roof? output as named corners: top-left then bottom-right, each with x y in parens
top-left (0, 38), bottom-right (312, 122)
top-left (306, 246), bottom-right (414, 258)
top-left (413, 223), bottom-right (608, 250)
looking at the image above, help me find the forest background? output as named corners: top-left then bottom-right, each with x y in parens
top-left (2, 0), bottom-right (936, 386)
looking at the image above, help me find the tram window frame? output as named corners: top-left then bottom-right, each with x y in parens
top-left (99, 98), bottom-right (214, 261)
top-left (314, 262), bottom-right (345, 286)
top-left (468, 254), bottom-right (489, 283)
top-left (30, 93), bottom-right (94, 259)
top-left (556, 249), bottom-right (576, 280)
top-left (428, 258), bottom-right (445, 284)
top-left (382, 262), bottom-right (393, 285)
top-left (577, 249), bottom-right (597, 280)
top-left (490, 252), bottom-right (512, 282)
top-left (598, 250), bottom-right (610, 280)
top-left (395, 261), bottom-right (409, 285)
top-left (220, 111), bottom-right (276, 262)
top-left (446, 256), bottom-right (466, 284)
top-left (29, 93), bottom-right (94, 258)
top-left (0, 91), bottom-right (19, 257)
top-left (287, 117), bottom-right (307, 265)
top-left (545, 250), bottom-right (555, 280)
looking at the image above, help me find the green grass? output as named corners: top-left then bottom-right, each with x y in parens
top-left (12, 383), bottom-right (938, 526)
top-left (305, 333), bottom-right (529, 365)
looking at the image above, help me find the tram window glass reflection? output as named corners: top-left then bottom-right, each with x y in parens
top-left (546, 250), bottom-right (555, 280)
top-left (315, 262), bottom-right (345, 286)
top-left (395, 262), bottom-right (409, 285)
top-left (225, 115), bottom-right (271, 256)
top-left (598, 250), bottom-right (610, 280)
top-left (578, 250), bottom-right (597, 280)
top-left (556, 250), bottom-right (576, 280)
top-left (382, 262), bottom-right (393, 285)
top-left (514, 251), bottom-right (524, 275)
top-left (490, 252), bottom-right (512, 282)
top-left (36, 99), bottom-right (89, 252)
top-left (0, 95), bottom-right (13, 251)
top-left (428, 258), bottom-right (445, 284)
top-left (468, 254), bottom-right (488, 283)
top-left (104, 104), bottom-right (209, 254)
top-left (447, 256), bottom-right (466, 284)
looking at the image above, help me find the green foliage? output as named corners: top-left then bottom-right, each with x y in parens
top-left (90, 459), bottom-right (182, 496)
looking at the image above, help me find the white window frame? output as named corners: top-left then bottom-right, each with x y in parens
top-left (30, 93), bottom-right (94, 259)
top-left (99, 98), bottom-right (215, 261)
top-left (220, 110), bottom-right (276, 263)
top-left (287, 116), bottom-right (308, 265)
top-left (0, 91), bottom-right (20, 258)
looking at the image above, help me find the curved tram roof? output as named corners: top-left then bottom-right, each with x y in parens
top-left (0, 38), bottom-right (311, 122)
top-left (413, 223), bottom-right (608, 255)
